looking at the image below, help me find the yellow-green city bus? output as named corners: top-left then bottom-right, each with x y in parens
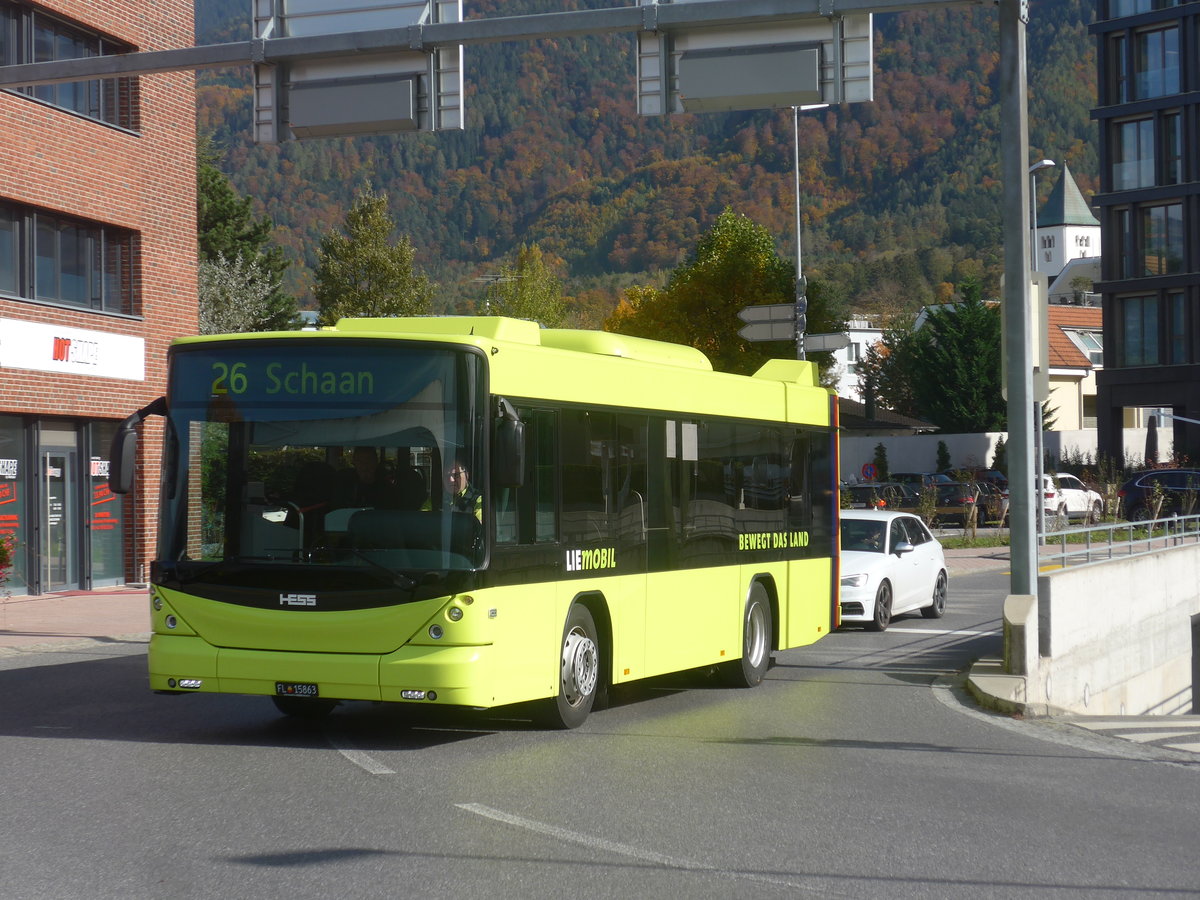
top-left (111, 317), bottom-right (840, 728)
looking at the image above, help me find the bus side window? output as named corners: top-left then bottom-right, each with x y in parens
top-left (561, 409), bottom-right (612, 544)
top-left (496, 408), bottom-right (557, 545)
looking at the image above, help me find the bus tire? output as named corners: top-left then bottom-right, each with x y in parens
top-left (723, 582), bottom-right (773, 688)
top-left (540, 603), bottom-right (601, 729)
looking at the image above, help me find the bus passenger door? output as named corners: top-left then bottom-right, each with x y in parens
top-left (644, 419), bottom-right (734, 677)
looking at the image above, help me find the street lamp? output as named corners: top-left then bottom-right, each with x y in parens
top-left (793, 103), bottom-right (829, 360)
top-left (1028, 159), bottom-right (1055, 272)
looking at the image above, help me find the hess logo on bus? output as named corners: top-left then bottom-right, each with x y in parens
top-left (280, 593), bottom-right (317, 607)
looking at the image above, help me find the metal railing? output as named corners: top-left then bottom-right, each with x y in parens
top-left (1040, 513), bottom-right (1200, 571)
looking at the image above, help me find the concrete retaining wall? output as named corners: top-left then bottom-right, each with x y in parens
top-left (978, 543), bottom-right (1200, 716)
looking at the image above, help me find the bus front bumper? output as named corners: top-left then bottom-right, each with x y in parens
top-left (148, 633), bottom-right (520, 709)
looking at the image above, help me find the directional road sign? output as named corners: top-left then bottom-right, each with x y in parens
top-left (803, 332), bottom-right (852, 352)
top-left (738, 303), bottom-right (796, 342)
top-left (737, 303), bottom-right (795, 325)
top-left (739, 321), bottom-right (795, 342)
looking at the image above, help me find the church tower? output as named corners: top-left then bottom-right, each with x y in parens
top-left (1034, 164), bottom-right (1100, 279)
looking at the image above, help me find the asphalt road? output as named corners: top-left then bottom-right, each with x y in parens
top-left (2, 569), bottom-right (1198, 899)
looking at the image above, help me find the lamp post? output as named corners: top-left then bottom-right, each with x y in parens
top-left (793, 103), bottom-right (828, 360)
top-left (1028, 159), bottom-right (1055, 273)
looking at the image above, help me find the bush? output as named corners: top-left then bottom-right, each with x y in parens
top-left (0, 534), bottom-right (13, 588)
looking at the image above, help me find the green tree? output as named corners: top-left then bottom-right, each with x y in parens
top-left (483, 243), bottom-right (568, 327)
top-left (856, 316), bottom-right (922, 419)
top-left (197, 139), bottom-right (297, 331)
top-left (604, 209), bottom-right (845, 376)
top-left (907, 297), bottom-right (1005, 433)
top-left (315, 190), bottom-right (436, 325)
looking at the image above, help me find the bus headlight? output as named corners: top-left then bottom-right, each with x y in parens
top-left (428, 624), bottom-right (444, 640)
top-left (447, 606), bottom-right (463, 622)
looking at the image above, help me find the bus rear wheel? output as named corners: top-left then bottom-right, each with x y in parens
top-left (539, 604), bottom-right (601, 729)
top-left (272, 695), bottom-right (337, 719)
top-left (723, 583), bottom-right (773, 687)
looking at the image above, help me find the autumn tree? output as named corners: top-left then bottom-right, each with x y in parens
top-left (197, 139), bottom-right (297, 331)
top-left (604, 209), bottom-right (846, 376)
top-left (314, 190), bottom-right (435, 325)
top-left (482, 243), bottom-right (568, 327)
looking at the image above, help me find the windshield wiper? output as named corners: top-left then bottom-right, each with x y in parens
top-left (340, 546), bottom-right (441, 592)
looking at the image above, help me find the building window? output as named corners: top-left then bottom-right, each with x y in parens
top-left (1068, 329), bottom-right (1105, 365)
top-left (0, 201), bottom-right (136, 316)
top-left (1109, 33), bottom-right (1130, 103)
top-left (1112, 118), bottom-right (1155, 189)
top-left (0, 2), bottom-right (136, 130)
top-left (1163, 112), bottom-right (1182, 185)
top-left (1114, 208), bottom-right (1134, 278)
top-left (1121, 295), bottom-right (1158, 366)
top-left (1106, 0), bottom-right (1180, 17)
top-left (1133, 26), bottom-right (1180, 99)
top-left (1167, 291), bottom-right (1188, 364)
top-left (1141, 204), bottom-right (1184, 276)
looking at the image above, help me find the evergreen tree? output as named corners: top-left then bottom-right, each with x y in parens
top-left (907, 297), bottom-right (1006, 433)
top-left (483, 243), bottom-right (568, 327)
top-left (197, 139), bottom-right (298, 331)
top-left (605, 209), bottom-right (845, 376)
top-left (314, 190), bottom-right (436, 325)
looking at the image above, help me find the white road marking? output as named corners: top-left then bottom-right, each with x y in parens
top-left (888, 627), bottom-right (1000, 636)
top-left (457, 802), bottom-right (842, 894)
top-left (323, 730), bottom-right (395, 775)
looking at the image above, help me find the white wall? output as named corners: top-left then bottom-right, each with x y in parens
top-left (840, 428), bottom-right (1172, 482)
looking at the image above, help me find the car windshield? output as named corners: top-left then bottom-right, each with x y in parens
top-left (841, 519), bottom-right (886, 553)
top-left (156, 341), bottom-right (487, 586)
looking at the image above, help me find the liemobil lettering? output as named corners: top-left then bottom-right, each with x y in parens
top-left (565, 547), bottom-right (617, 572)
top-left (738, 531), bottom-right (809, 551)
top-left (280, 593), bottom-right (317, 607)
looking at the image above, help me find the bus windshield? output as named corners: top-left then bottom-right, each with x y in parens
top-left (157, 341), bottom-right (486, 586)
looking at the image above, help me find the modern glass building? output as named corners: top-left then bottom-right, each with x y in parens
top-left (1092, 0), bottom-right (1199, 461)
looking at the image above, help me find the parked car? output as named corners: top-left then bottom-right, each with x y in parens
top-left (842, 482), bottom-right (918, 512)
top-left (1039, 473), bottom-right (1103, 524)
top-left (839, 510), bottom-right (948, 631)
top-left (891, 472), bottom-right (955, 488)
top-left (943, 467), bottom-right (1009, 491)
top-left (971, 480), bottom-right (1010, 525)
top-left (1118, 469), bottom-right (1200, 521)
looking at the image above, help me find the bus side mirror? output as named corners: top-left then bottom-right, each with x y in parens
top-left (493, 398), bottom-right (525, 488)
top-left (108, 397), bottom-right (167, 495)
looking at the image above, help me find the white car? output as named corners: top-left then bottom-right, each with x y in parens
top-left (1040, 473), bottom-right (1103, 524)
top-left (839, 510), bottom-right (948, 631)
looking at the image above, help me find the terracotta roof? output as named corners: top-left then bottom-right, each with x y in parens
top-left (1047, 304), bottom-right (1102, 369)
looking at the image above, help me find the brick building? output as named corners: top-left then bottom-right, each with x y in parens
top-left (0, 0), bottom-right (195, 594)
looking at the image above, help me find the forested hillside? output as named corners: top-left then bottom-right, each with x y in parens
top-left (194, 0), bottom-right (1096, 322)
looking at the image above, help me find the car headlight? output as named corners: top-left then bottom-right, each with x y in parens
top-left (841, 573), bottom-right (869, 587)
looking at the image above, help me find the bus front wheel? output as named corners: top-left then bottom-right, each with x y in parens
top-left (723, 583), bottom-right (773, 687)
top-left (540, 604), bottom-right (601, 729)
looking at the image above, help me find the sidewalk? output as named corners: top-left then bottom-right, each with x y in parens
top-left (0, 586), bottom-right (150, 653)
